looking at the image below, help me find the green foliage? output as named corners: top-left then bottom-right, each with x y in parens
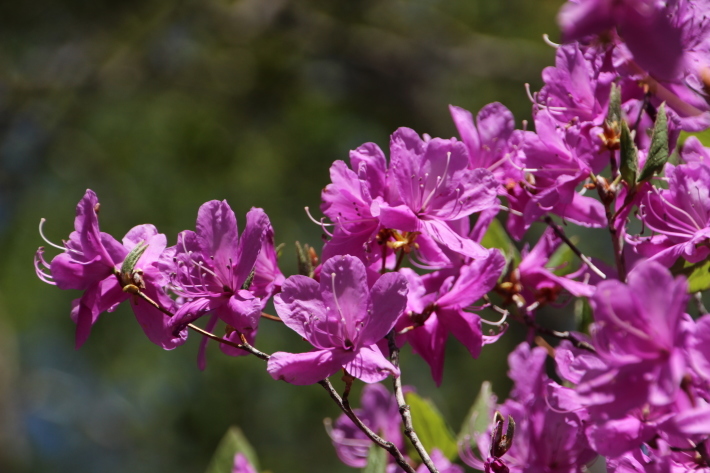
top-left (205, 426), bottom-right (260, 473)
top-left (481, 218), bottom-right (521, 269)
top-left (620, 121), bottom-right (639, 187)
top-left (638, 103), bottom-right (669, 183)
top-left (605, 83), bottom-right (622, 133)
top-left (362, 443), bottom-right (387, 473)
top-left (120, 241), bottom-right (148, 276)
top-left (457, 381), bottom-right (493, 450)
top-left (547, 236), bottom-right (578, 277)
top-left (405, 392), bottom-right (458, 461)
top-left (672, 258), bottom-right (710, 293)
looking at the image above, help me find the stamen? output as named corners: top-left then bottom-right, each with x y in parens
top-left (420, 152), bottom-right (452, 213)
top-left (304, 207), bottom-right (333, 226)
top-left (480, 308), bottom-right (509, 326)
top-left (524, 83), bottom-right (536, 104)
top-left (34, 248), bottom-right (56, 285)
top-left (38, 218), bottom-right (68, 251)
top-left (542, 33), bottom-right (560, 48)
top-left (498, 205), bottom-right (524, 217)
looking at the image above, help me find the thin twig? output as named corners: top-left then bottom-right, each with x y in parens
top-left (261, 312), bottom-right (283, 322)
top-left (132, 289), bottom-right (270, 358)
top-left (237, 333), bottom-right (270, 361)
top-left (318, 378), bottom-right (416, 473)
top-left (387, 332), bottom-right (440, 473)
top-left (187, 323), bottom-right (244, 350)
top-left (543, 216), bottom-right (607, 280)
top-left (135, 284), bottom-right (412, 469)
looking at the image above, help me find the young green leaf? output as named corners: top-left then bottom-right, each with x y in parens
top-left (120, 241), bottom-right (148, 276)
top-left (672, 257), bottom-right (710, 293)
top-left (481, 218), bottom-right (521, 267)
top-left (605, 83), bottom-right (622, 133)
top-left (619, 121), bottom-right (638, 187)
top-left (205, 426), bottom-right (259, 473)
top-left (405, 391), bottom-right (458, 461)
top-left (457, 381), bottom-right (494, 449)
top-left (362, 443), bottom-right (387, 473)
top-left (638, 103), bottom-right (669, 183)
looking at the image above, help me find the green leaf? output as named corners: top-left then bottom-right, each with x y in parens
top-left (457, 381), bottom-right (494, 450)
top-left (672, 258), bottom-right (710, 293)
top-left (120, 241), bottom-right (148, 276)
top-left (405, 392), bottom-right (458, 461)
top-left (362, 443), bottom-right (387, 473)
top-left (205, 426), bottom-right (259, 473)
top-left (547, 236), bottom-right (578, 277)
top-left (619, 121), bottom-right (638, 187)
top-left (605, 83), bottom-right (621, 131)
top-left (638, 103), bottom-right (669, 183)
top-left (481, 218), bottom-right (520, 267)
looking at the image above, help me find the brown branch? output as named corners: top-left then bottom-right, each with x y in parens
top-left (318, 378), bottom-right (416, 473)
top-left (135, 285), bottom-right (412, 469)
top-left (387, 332), bottom-right (440, 473)
top-left (543, 215), bottom-right (606, 280)
top-left (261, 312), bottom-right (283, 322)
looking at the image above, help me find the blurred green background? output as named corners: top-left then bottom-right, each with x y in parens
top-left (0, 0), bottom-right (566, 471)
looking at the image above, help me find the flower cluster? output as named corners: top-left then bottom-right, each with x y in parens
top-left (33, 0), bottom-right (710, 472)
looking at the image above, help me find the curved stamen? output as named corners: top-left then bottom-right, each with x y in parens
top-left (305, 207), bottom-right (335, 238)
top-left (542, 33), bottom-right (559, 48)
top-left (525, 83), bottom-right (536, 104)
top-left (34, 247), bottom-right (56, 285)
top-left (480, 308), bottom-right (509, 326)
top-left (654, 187), bottom-right (703, 231)
top-left (420, 152), bottom-right (452, 213)
top-left (38, 218), bottom-right (68, 251)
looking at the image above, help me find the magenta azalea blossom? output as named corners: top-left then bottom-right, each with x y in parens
top-left (634, 162), bottom-right (710, 266)
top-left (396, 250), bottom-right (506, 385)
top-left (510, 111), bottom-right (606, 238)
top-left (463, 343), bottom-right (596, 473)
top-left (161, 201), bottom-right (271, 359)
top-left (321, 142), bottom-right (392, 268)
top-left (579, 260), bottom-right (691, 418)
top-left (34, 189), bottom-right (186, 350)
top-left (373, 128), bottom-right (499, 259)
top-left (267, 255), bottom-right (407, 385)
top-left (449, 102), bottom-right (524, 184)
top-left (558, 0), bottom-right (685, 81)
top-left (512, 227), bottom-right (595, 305)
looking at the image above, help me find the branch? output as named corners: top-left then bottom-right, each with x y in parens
top-left (133, 285), bottom-right (413, 469)
top-left (131, 289), bottom-right (271, 359)
top-left (387, 332), bottom-right (440, 473)
top-left (318, 378), bottom-right (416, 473)
top-left (543, 215), bottom-right (606, 280)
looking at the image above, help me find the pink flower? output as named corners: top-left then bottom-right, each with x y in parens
top-left (35, 189), bottom-right (186, 349)
top-left (267, 255), bottom-right (407, 385)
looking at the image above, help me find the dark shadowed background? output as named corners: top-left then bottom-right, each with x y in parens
top-left (0, 1), bottom-right (568, 472)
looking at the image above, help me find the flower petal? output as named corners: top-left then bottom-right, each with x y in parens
top-left (360, 271), bottom-right (408, 346)
top-left (267, 348), bottom-right (354, 385)
top-left (343, 344), bottom-right (399, 383)
top-left (274, 275), bottom-right (324, 342)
